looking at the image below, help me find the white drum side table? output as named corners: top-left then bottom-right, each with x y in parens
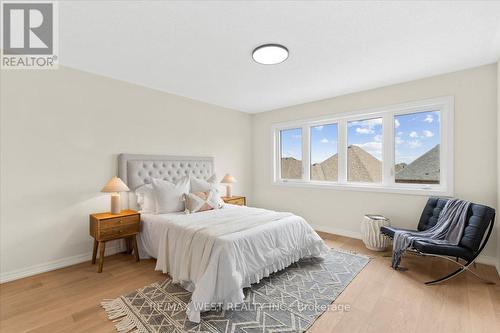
top-left (361, 215), bottom-right (391, 251)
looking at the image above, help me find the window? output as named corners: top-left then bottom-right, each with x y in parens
top-left (273, 97), bottom-right (453, 196)
top-left (310, 123), bottom-right (338, 181)
top-left (347, 118), bottom-right (382, 183)
top-left (394, 111), bottom-right (441, 184)
top-left (280, 128), bottom-right (302, 179)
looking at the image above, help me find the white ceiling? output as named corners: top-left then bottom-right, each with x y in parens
top-left (59, 1), bottom-right (500, 113)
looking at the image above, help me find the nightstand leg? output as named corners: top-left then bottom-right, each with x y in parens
top-left (98, 241), bottom-right (106, 273)
top-left (92, 239), bottom-right (98, 264)
top-left (132, 235), bottom-right (139, 262)
top-left (126, 237), bottom-right (133, 254)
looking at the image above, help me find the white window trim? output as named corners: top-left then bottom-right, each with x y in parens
top-left (272, 96), bottom-right (454, 196)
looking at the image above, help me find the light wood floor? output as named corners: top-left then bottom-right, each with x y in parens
top-left (1, 234), bottom-right (499, 333)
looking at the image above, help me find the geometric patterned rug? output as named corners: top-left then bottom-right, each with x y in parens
top-left (102, 249), bottom-right (369, 333)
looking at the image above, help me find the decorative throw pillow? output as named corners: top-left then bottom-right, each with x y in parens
top-left (184, 190), bottom-right (219, 213)
top-left (151, 176), bottom-right (190, 214)
top-left (190, 174), bottom-right (224, 208)
top-left (135, 183), bottom-right (156, 213)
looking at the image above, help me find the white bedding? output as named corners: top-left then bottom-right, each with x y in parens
top-left (140, 204), bottom-right (328, 322)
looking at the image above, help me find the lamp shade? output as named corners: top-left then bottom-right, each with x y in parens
top-left (220, 174), bottom-right (237, 184)
top-left (101, 176), bottom-right (130, 193)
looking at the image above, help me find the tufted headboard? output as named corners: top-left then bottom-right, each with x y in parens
top-left (118, 154), bottom-right (215, 191)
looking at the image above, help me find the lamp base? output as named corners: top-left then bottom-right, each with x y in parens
top-left (225, 185), bottom-right (232, 198)
top-left (111, 194), bottom-right (121, 214)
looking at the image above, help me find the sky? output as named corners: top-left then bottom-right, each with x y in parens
top-left (281, 110), bottom-right (440, 165)
top-left (311, 124), bottom-right (338, 164)
top-left (281, 128), bottom-right (302, 160)
top-left (347, 118), bottom-right (383, 160)
top-left (394, 110), bottom-right (440, 164)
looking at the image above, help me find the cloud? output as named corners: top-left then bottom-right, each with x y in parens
top-left (395, 136), bottom-right (404, 145)
top-left (356, 127), bottom-right (374, 134)
top-left (292, 134), bottom-right (301, 139)
top-left (320, 138), bottom-right (329, 143)
top-left (409, 131), bottom-right (418, 138)
top-left (350, 118), bottom-right (382, 135)
top-left (374, 134), bottom-right (382, 142)
top-left (356, 141), bottom-right (382, 160)
top-left (397, 131), bottom-right (404, 136)
top-left (315, 125), bottom-right (324, 131)
top-left (283, 150), bottom-right (300, 159)
top-left (395, 119), bottom-right (400, 128)
top-left (424, 114), bottom-right (433, 123)
top-left (422, 130), bottom-right (434, 138)
top-left (408, 140), bottom-right (422, 148)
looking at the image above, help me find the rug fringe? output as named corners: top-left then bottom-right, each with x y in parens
top-left (101, 298), bottom-right (145, 333)
top-left (101, 299), bottom-right (128, 320)
top-left (115, 316), bottom-right (138, 333)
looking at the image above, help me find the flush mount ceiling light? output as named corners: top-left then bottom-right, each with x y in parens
top-left (252, 44), bottom-right (289, 65)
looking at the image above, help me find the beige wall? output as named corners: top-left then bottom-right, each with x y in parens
top-left (252, 64), bottom-right (498, 261)
top-left (0, 67), bottom-right (252, 280)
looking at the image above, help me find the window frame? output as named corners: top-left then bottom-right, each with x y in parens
top-left (272, 96), bottom-right (454, 196)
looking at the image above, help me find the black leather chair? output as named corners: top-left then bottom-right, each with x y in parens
top-left (380, 197), bottom-right (496, 285)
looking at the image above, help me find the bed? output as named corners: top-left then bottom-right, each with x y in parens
top-left (118, 154), bottom-right (329, 322)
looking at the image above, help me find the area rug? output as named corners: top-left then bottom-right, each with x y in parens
top-left (102, 249), bottom-right (369, 333)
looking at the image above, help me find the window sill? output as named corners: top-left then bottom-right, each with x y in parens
top-left (273, 180), bottom-right (452, 197)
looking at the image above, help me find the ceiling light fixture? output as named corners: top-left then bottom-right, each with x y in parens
top-left (252, 44), bottom-right (289, 65)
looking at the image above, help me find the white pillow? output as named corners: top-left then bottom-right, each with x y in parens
top-left (190, 174), bottom-right (217, 192)
top-left (190, 174), bottom-right (224, 208)
top-left (151, 177), bottom-right (190, 214)
top-left (135, 184), bottom-right (156, 213)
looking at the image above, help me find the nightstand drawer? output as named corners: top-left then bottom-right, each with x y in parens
top-left (99, 223), bottom-right (140, 240)
top-left (100, 214), bottom-right (140, 229)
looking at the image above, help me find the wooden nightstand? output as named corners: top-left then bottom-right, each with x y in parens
top-left (89, 210), bottom-right (140, 273)
top-left (222, 196), bottom-right (246, 206)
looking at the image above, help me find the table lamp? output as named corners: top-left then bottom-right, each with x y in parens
top-left (220, 174), bottom-right (237, 197)
top-left (101, 176), bottom-right (130, 214)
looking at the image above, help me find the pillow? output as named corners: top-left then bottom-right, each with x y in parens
top-left (190, 174), bottom-right (224, 208)
top-left (190, 174), bottom-right (217, 192)
top-left (151, 177), bottom-right (190, 214)
top-left (135, 184), bottom-right (156, 213)
top-left (184, 191), bottom-right (219, 213)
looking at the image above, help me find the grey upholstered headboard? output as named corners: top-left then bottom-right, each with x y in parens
top-left (118, 154), bottom-right (215, 191)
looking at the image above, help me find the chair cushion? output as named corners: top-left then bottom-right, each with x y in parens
top-left (412, 240), bottom-right (474, 261)
top-left (380, 226), bottom-right (416, 238)
top-left (460, 204), bottom-right (495, 252)
top-left (417, 197), bottom-right (449, 231)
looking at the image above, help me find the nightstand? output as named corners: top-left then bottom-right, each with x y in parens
top-left (222, 196), bottom-right (246, 206)
top-left (89, 210), bottom-right (140, 273)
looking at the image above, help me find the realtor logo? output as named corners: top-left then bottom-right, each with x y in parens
top-left (1, 1), bottom-right (58, 69)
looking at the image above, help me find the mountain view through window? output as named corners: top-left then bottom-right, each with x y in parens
top-left (395, 111), bottom-right (441, 184)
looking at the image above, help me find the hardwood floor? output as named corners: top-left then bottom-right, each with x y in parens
top-left (1, 234), bottom-right (499, 333)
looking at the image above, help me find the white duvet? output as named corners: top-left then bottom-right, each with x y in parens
top-left (140, 205), bottom-right (328, 322)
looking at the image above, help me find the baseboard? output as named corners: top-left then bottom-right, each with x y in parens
top-left (311, 224), bottom-right (497, 269)
top-left (311, 224), bottom-right (362, 240)
top-left (0, 244), bottom-right (125, 284)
